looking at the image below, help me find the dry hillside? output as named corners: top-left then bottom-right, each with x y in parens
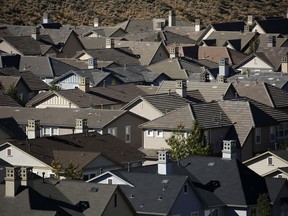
top-left (0, 0), bottom-right (288, 27)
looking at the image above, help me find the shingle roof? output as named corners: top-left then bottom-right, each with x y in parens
top-left (181, 156), bottom-right (268, 206)
top-left (265, 177), bottom-right (287, 204)
top-left (6, 132), bottom-right (145, 166)
top-left (0, 75), bottom-right (21, 88)
top-left (0, 91), bottom-right (21, 106)
top-left (211, 21), bottom-right (246, 31)
top-left (156, 80), bottom-right (235, 102)
top-left (0, 106), bottom-right (133, 129)
top-left (0, 117), bottom-right (27, 139)
top-left (256, 47), bottom-right (288, 70)
top-left (255, 18), bottom-right (288, 35)
top-left (233, 82), bottom-right (288, 108)
top-left (1, 36), bottom-right (45, 55)
top-left (140, 102), bottom-right (232, 130)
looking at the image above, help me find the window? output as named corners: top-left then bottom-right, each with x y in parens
top-left (278, 174), bottom-right (283, 178)
top-left (125, 126), bottom-right (131, 143)
top-left (255, 128), bottom-right (261, 144)
top-left (270, 126), bottom-right (275, 142)
top-left (183, 184), bottom-right (188, 194)
top-left (108, 127), bottom-right (117, 137)
top-left (52, 127), bottom-right (59, 136)
top-left (276, 124), bottom-right (284, 138)
top-left (156, 130), bottom-right (164, 138)
top-left (267, 157), bottom-right (273, 166)
top-left (6, 148), bottom-right (12, 157)
top-left (147, 129), bottom-right (153, 137)
top-left (108, 179), bottom-right (112, 185)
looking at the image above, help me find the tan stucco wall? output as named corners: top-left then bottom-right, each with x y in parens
top-left (0, 41), bottom-right (22, 55)
top-left (35, 95), bottom-right (78, 108)
top-left (129, 100), bottom-right (163, 121)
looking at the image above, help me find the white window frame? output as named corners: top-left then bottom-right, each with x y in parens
top-left (255, 128), bottom-right (261, 144)
top-left (108, 127), bottom-right (117, 137)
top-left (43, 127), bottom-right (51, 136)
top-left (156, 130), bottom-right (164, 138)
top-left (52, 127), bottom-right (59, 136)
top-left (267, 156), bottom-right (273, 166)
top-left (147, 129), bottom-right (154, 137)
top-left (125, 126), bottom-right (131, 143)
top-left (278, 174), bottom-right (283, 178)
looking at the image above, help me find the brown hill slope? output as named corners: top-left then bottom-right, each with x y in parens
top-left (0, 0), bottom-right (287, 27)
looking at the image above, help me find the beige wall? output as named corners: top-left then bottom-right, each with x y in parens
top-left (129, 100), bottom-right (163, 121)
top-left (36, 95), bottom-right (78, 108)
top-left (103, 191), bottom-right (135, 216)
top-left (239, 56), bottom-right (273, 71)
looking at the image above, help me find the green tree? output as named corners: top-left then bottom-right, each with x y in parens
top-left (51, 158), bottom-right (63, 179)
top-left (64, 162), bottom-right (82, 180)
top-left (257, 193), bottom-right (271, 216)
top-left (4, 85), bottom-right (22, 105)
top-left (248, 36), bottom-right (260, 54)
top-left (166, 121), bottom-right (212, 160)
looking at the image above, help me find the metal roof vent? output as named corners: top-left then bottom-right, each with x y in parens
top-left (162, 179), bottom-right (169, 190)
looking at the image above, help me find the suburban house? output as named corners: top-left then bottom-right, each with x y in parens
top-left (0, 132), bottom-right (145, 178)
top-left (0, 168), bottom-right (136, 216)
top-left (251, 17), bottom-right (288, 35)
top-left (0, 106), bottom-right (148, 149)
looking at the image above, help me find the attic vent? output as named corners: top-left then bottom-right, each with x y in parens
top-left (158, 196), bottom-right (162, 201)
top-left (208, 162), bottom-right (215, 167)
top-left (90, 187), bottom-right (98, 192)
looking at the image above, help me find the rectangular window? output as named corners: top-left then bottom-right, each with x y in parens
top-left (270, 126), bottom-right (275, 142)
top-left (267, 157), bottom-right (273, 165)
top-left (156, 130), bottom-right (164, 138)
top-left (6, 148), bottom-right (12, 157)
top-left (147, 129), bottom-right (153, 137)
top-left (278, 174), bottom-right (283, 178)
top-left (125, 126), bottom-right (131, 143)
top-left (255, 128), bottom-right (261, 144)
top-left (276, 124), bottom-right (284, 138)
top-left (52, 127), bottom-right (59, 136)
top-left (43, 127), bottom-right (51, 136)
top-left (108, 127), bottom-right (117, 137)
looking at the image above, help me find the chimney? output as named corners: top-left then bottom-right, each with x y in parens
top-left (267, 35), bottom-right (276, 47)
top-left (75, 118), bottom-right (88, 134)
top-left (27, 119), bottom-right (41, 139)
top-left (20, 167), bottom-right (33, 187)
top-left (157, 150), bottom-right (172, 175)
top-left (219, 57), bottom-right (229, 77)
top-left (247, 15), bottom-right (253, 26)
top-left (94, 17), bottom-right (99, 28)
top-left (88, 58), bottom-right (97, 69)
top-left (5, 167), bottom-right (21, 197)
top-left (168, 10), bottom-right (176, 27)
top-left (79, 77), bottom-right (90, 93)
top-left (244, 25), bottom-right (250, 33)
top-left (282, 55), bottom-right (288, 73)
top-left (222, 140), bottom-right (237, 160)
top-left (31, 27), bottom-right (40, 41)
top-left (169, 46), bottom-right (179, 59)
top-left (195, 19), bottom-right (201, 32)
top-left (175, 80), bottom-right (187, 98)
top-left (43, 12), bottom-right (50, 24)
top-left (106, 38), bottom-right (115, 49)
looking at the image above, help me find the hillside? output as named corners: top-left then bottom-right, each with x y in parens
top-left (1, 0), bottom-right (288, 27)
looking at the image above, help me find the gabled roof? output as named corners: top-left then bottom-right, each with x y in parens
top-left (258, 34), bottom-right (288, 48)
top-left (0, 91), bottom-right (21, 106)
top-left (19, 56), bottom-right (79, 78)
top-left (156, 80), bottom-right (236, 102)
top-left (181, 156), bottom-right (268, 206)
top-left (0, 36), bottom-right (44, 55)
top-left (244, 150), bottom-right (288, 165)
top-left (140, 102), bottom-right (232, 130)
top-left (0, 107), bottom-right (146, 132)
top-left (233, 52), bottom-right (275, 70)
top-left (254, 18), bottom-right (288, 35)
top-left (265, 177), bottom-right (287, 204)
top-left (210, 21), bottom-right (246, 32)
top-left (115, 40), bottom-right (168, 66)
top-left (0, 75), bottom-right (23, 89)
top-left (233, 82), bottom-right (288, 109)
top-left (26, 89), bottom-right (119, 108)
top-left (5, 132), bottom-right (145, 166)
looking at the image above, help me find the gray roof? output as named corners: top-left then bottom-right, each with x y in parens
top-left (156, 80), bottom-right (235, 102)
top-left (79, 37), bottom-right (107, 49)
top-left (0, 117), bottom-right (27, 139)
top-left (265, 177), bottom-right (287, 204)
top-left (0, 106), bottom-right (128, 129)
top-left (0, 91), bottom-right (21, 107)
top-left (140, 102), bottom-right (232, 130)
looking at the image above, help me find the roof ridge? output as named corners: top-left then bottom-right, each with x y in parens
top-left (262, 82), bottom-right (275, 108)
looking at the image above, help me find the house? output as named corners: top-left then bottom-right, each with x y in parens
top-left (0, 168), bottom-right (136, 216)
top-left (81, 26), bottom-right (127, 38)
top-left (251, 17), bottom-right (288, 35)
top-left (257, 34), bottom-right (288, 49)
top-left (0, 106), bottom-right (147, 149)
top-left (0, 132), bottom-right (145, 178)
top-left (243, 150), bottom-right (288, 179)
top-left (234, 47), bottom-right (288, 72)
top-left (50, 68), bottom-right (124, 89)
top-left (19, 55), bottom-right (80, 84)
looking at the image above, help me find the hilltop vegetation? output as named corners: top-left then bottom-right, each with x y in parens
top-left (0, 0), bottom-right (288, 27)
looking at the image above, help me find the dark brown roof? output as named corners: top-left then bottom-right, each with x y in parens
top-left (7, 132), bottom-right (145, 166)
top-left (0, 91), bottom-right (21, 106)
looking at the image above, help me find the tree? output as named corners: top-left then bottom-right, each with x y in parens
top-left (51, 158), bottom-right (63, 179)
top-left (64, 162), bottom-right (82, 180)
top-left (166, 121), bottom-right (212, 161)
top-left (257, 193), bottom-right (271, 216)
top-left (4, 85), bottom-right (23, 105)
